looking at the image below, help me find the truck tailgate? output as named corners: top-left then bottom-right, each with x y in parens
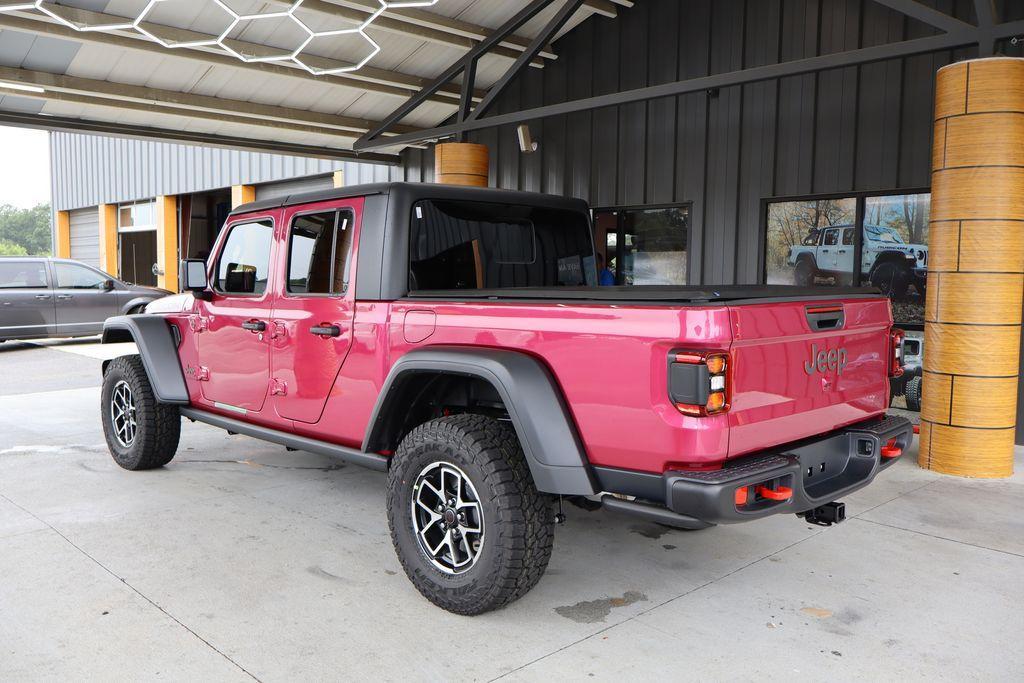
top-left (726, 298), bottom-right (892, 458)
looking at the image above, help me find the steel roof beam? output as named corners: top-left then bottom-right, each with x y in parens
top-left (355, 19), bottom-right (1024, 151)
top-left (0, 109), bottom-right (398, 162)
top-left (0, 11), bottom-right (478, 104)
top-left (869, 0), bottom-right (974, 33)
top-left (0, 65), bottom-right (421, 138)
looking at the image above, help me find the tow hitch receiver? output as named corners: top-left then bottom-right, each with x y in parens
top-left (800, 501), bottom-right (846, 526)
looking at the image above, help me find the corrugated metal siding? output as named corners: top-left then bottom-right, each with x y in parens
top-left (68, 207), bottom-right (99, 268)
top-left (400, 0), bottom-right (978, 286)
top-left (50, 132), bottom-right (400, 211)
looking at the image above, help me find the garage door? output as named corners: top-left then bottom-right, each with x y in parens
top-left (69, 207), bottom-right (100, 268)
top-left (255, 174), bottom-right (335, 201)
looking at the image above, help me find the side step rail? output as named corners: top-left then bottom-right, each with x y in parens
top-left (179, 408), bottom-right (389, 472)
top-left (600, 495), bottom-right (713, 530)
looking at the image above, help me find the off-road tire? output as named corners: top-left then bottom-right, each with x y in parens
top-left (794, 258), bottom-right (816, 286)
top-left (905, 375), bottom-right (922, 412)
top-left (101, 354), bottom-right (180, 470)
top-left (386, 414), bottom-right (554, 615)
top-left (870, 261), bottom-right (911, 299)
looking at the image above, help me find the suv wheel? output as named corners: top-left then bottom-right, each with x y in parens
top-left (905, 375), bottom-right (923, 412)
top-left (870, 261), bottom-right (910, 298)
top-left (794, 259), bottom-right (815, 286)
top-left (101, 355), bottom-right (181, 470)
top-left (386, 414), bottom-right (554, 615)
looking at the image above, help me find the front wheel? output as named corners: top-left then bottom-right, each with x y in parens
top-left (794, 259), bottom-right (816, 286)
top-left (386, 414), bottom-right (554, 615)
top-left (101, 354), bottom-right (181, 470)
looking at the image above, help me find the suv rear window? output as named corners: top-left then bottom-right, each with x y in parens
top-left (409, 200), bottom-right (593, 291)
top-left (0, 261), bottom-right (47, 289)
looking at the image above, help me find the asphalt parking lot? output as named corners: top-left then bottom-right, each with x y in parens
top-left (1, 339), bottom-right (1022, 681)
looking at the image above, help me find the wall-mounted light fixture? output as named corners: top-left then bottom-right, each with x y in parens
top-left (517, 124), bottom-right (538, 154)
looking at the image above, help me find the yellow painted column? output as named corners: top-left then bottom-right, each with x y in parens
top-left (231, 184), bottom-right (256, 209)
top-left (97, 204), bottom-right (118, 276)
top-left (155, 195), bottom-right (178, 293)
top-left (54, 210), bottom-right (71, 258)
top-left (333, 169), bottom-right (345, 188)
top-left (920, 57), bottom-right (1024, 478)
top-left (434, 142), bottom-right (489, 186)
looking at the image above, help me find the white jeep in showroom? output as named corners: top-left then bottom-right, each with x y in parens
top-left (788, 224), bottom-right (928, 298)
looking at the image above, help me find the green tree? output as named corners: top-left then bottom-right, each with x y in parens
top-left (0, 203), bottom-right (52, 255)
top-left (0, 239), bottom-right (28, 256)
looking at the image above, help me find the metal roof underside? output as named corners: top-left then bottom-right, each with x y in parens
top-left (0, 0), bottom-right (632, 163)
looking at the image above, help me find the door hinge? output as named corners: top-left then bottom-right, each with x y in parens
top-left (190, 315), bottom-right (210, 333)
top-left (271, 321), bottom-right (287, 340)
top-left (187, 365), bottom-right (210, 381)
top-left (269, 378), bottom-right (288, 396)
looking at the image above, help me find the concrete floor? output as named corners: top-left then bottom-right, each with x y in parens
top-left (1, 338), bottom-right (1022, 681)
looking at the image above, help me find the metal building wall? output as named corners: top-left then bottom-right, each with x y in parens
top-left (50, 132), bottom-right (399, 211)
top-left (400, 0), bottom-right (986, 286)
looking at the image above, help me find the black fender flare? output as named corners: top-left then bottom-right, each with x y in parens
top-left (364, 347), bottom-right (599, 496)
top-left (101, 315), bottom-right (189, 404)
top-left (867, 251), bottom-right (912, 277)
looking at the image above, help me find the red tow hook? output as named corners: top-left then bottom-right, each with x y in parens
top-left (756, 485), bottom-right (793, 502)
top-left (881, 438), bottom-right (902, 459)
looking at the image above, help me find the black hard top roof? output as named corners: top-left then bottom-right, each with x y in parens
top-left (230, 182), bottom-right (591, 216)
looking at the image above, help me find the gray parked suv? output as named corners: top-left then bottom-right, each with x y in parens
top-left (0, 257), bottom-right (170, 342)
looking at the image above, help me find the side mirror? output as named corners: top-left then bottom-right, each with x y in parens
top-left (180, 259), bottom-right (211, 299)
top-left (103, 279), bottom-right (115, 292)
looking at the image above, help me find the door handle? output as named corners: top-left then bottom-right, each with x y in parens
top-left (56, 294), bottom-right (73, 300)
top-left (310, 324), bottom-right (341, 337)
top-left (35, 294), bottom-right (52, 300)
top-left (241, 320), bottom-right (266, 332)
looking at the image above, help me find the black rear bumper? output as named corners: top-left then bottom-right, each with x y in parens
top-left (595, 414), bottom-right (913, 526)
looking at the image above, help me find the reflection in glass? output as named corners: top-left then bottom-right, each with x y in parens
top-left (765, 198), bottom-right (856, 286)
top-left (860, 194), bottom-right (929, 324)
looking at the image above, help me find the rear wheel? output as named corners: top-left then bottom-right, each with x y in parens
top-left (101, 355), bottom-right (180, 470)
top-left (794, 259), bottom-right (816, 286)
top-left (386, 414), bottom-right (554, 615)
top-left (870, 261), bottom-right (910, 299)
top-left (905, 375), bottom-right (922, 412)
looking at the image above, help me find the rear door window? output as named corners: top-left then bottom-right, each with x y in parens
top-left (0, 261), bottom-right (48, 288)
top-left (286, 210), bottom-right (354, 295)
top-left (54, 263), bottom-right (108, 289)
top-left (215, 220), bottom-right (274, 295)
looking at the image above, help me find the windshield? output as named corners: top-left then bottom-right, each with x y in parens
top-left (864, 225), bottom-right (905, 244)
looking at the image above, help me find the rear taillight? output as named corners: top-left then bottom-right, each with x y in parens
top-left (890, 328), bottom-right (905, 378)
top-left (669, 350), bottom-right (730, 417)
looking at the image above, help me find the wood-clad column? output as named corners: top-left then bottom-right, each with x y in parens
top-left (231, 185), bottom-right (255, 209)
top-left (155, 195), bottom-right (178, 293)
top-left (434, 143), bottom-right (489, 186)
top-left (54, 210), bottom-right (70, 258)
top-left (98, 204), bottom-right (118, 276)
top-left (921, 57), bottom-right (1024, 478)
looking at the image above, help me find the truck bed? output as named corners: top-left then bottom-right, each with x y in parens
top-left (406, 284), bottom-right (883, 305)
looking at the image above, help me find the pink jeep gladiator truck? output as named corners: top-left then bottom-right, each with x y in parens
top-left (99, 183), bottom-right (912, 615)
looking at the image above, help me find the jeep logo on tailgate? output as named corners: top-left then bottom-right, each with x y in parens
top-left (804, 344), bottom-right (847, 376)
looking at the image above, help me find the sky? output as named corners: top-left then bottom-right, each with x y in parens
top-left (0, 126), bottom-right (50, 209)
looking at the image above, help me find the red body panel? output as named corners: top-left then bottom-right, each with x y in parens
top-left (165, 197), bottom-right (894, 477)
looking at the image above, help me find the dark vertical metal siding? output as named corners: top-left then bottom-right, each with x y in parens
top-left (401, 0), bottom-right (979, 286)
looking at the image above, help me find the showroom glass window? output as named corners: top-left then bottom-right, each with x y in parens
top-left (214, 220), bottom-right (274, 295)
top-left (287, 209), bottom-right (354, 295)
top-left (592, 206), bottom-right (690, 285)
top-left (764, 192), bottom-right (929, 324)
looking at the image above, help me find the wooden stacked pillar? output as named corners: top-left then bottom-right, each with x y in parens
top-left (434, 143), bottom-right (489, 187)
top-left (921, 57), bottom-right (1024, 478)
